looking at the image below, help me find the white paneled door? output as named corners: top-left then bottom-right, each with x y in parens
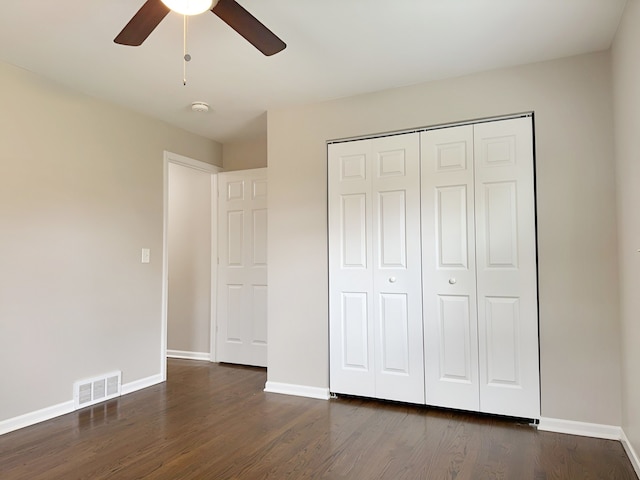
top-left (421, 125), bottom-right (480, 412)
top-left (328, 139), bottom-right (375, 397)
top-left (329, 134), bottom-right (425, 404)
top-left (473, 118), bottom-right (539, 418)
top-left (217, 169), bottom-right (268, 367)
top-left (329, 115), bottom-right (540, 419)
top-left (421, 117), bottom-right (539, 419)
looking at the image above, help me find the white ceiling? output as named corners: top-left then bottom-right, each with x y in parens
top-left (0, 0), bottom-right (627, 143)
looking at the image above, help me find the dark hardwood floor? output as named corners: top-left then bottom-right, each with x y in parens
top-left (0, 359), bottom-right (636, 479)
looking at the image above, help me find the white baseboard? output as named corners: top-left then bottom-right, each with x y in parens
top-left (120, 373), bottom-right (164, 396)
top-left (166, 349), bottom-right (210, 361)
top-left (0, 373), bottom-right (164, 436)
top-left (264, 381), bottom-right (330, 400)
top-left (0, 400), bottom-right (75, 436)
top-left (538, 417), bottom-right (622, 440)
top-left (621, 429), bottom-right (640, 477)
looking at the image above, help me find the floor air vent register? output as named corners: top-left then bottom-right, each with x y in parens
top-left (73, 371), bottom-right (122, 410)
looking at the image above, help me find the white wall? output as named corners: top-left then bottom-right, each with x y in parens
top-left (0, 61), bottom-right (221, 423)
top-left (167, 163), bottom-right (212, 355)
top-left (223, 135), bottom-right (267, 171)
top-left (612, 0), bottom-right (640, 459)
top-left (267, 51), bottom-right (621, 426)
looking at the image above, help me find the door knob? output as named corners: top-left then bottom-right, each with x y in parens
top-left (389, 277), bottom-right (397, 283)
top-left (448, 278), bottom-right (457, 285)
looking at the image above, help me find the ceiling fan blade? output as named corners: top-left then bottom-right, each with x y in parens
top-left (114, 0), bottom-right (170, 46)
top-left (212, 0), bottom-right (286, 56)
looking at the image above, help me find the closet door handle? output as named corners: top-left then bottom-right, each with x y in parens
top-left (388, 277), bottom-right (397, 283)
top-left (448, 278), bottom-right (457, 285)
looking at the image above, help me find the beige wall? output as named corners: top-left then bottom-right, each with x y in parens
top-left (0, 61), bottom-right (221, 422)
top-left (612, 0), bottom-right (640, 458)
top-left (267, 51), bottom-right (621, 426)
top-left (223, 135), bottom-right (267, 171)
top-left (167, 163), bottom-right (212, 354)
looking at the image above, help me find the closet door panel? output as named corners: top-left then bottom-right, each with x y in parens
top-left (371, 134), bottom-right (425, 404)
top-left (329, 141), bottom-right (375, 397)
top-left (379, 293), bottom-right (410, 373)
top-left (484, 296), bottom-right (520, 384)
top-left (341, 194), bottom-right (368, 267)
top-left (474, 117), bottom-right (540, 419)
top-left (421, 126), bottom-right (480, 411)
top-left (437, 185), bottom-right (469, 268)
top-left (438, 295), bottom-right (473, 380)
top-left (341, 292), bottom-right (369, 369)
top-left (378, 190), bottom-right (408, 268)
top-left (483, 182), bottom-right (518, 267)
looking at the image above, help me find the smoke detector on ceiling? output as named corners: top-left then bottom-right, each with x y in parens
top-left (191, 102), bottom-right (210, 113)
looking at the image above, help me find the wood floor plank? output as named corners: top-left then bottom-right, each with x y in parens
top-left (0, 359), bottom-right (636, 480)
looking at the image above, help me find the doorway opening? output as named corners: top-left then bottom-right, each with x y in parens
top-left (161, 151), bottom-right (221, 380)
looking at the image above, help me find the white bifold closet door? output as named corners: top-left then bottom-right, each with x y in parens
top-left (421, 125), bottom-right (480, 412)
top-left (328, 133), bottom-right (425, 404)
top-left (217, 169), bottom-right (268, 367)
top-left (421, 117), bottom-right (539, 419)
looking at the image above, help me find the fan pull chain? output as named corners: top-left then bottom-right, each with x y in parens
top-left (183, 15), bottom-right (191, 86)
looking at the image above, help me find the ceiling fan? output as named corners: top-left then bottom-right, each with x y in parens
top-left (114, 0), bottom-right (286, 56)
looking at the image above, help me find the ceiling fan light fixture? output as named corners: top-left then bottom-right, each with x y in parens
top-left (161, 0), bottom-right (214, 16)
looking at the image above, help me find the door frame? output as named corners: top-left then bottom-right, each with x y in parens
top-left (161, 151), bottom-right (222, 381)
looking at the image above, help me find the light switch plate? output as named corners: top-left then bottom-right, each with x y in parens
top-left (141, 248), bottom-right (150, 264)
